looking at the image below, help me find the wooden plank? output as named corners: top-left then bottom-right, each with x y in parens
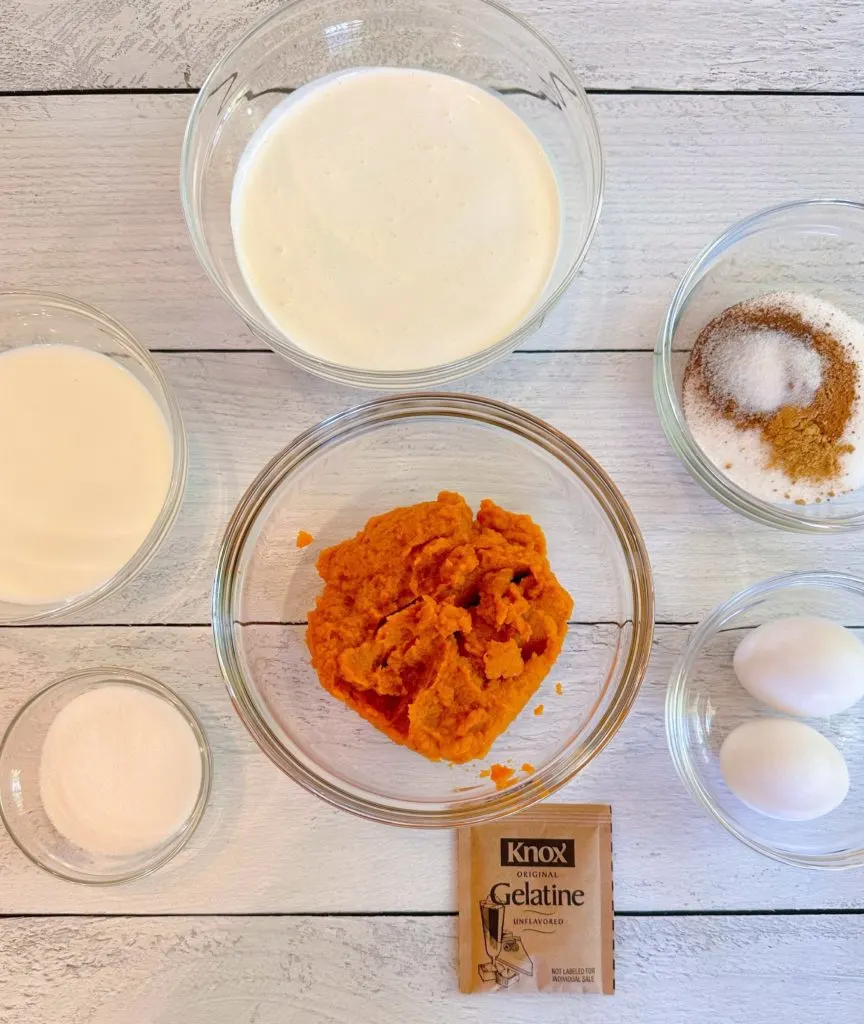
top-left (27, 349), bottom-right (864, 626)
top-left (2, 0), bottom-right (863, 92)
top-left (2, 624), bottom-right (863, 914)
top-left (1, 93), bottom-right (863, 355)
top-left (2, 913), bottom-right (862, 1023)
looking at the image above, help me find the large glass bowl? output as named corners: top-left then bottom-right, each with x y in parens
top-left (667, 571), bottom-right (864, 869)
top-left (0, 291), bottom-right (187, 624)
top-left (654, 199), bottom-right (864, 532)
top-left (212, 394), bottom-right (653, 827)
top-left (181, 0), bottom-right (603, 389)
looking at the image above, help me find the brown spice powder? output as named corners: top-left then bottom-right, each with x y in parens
top-left (685, 301), bottom-right (858, 485)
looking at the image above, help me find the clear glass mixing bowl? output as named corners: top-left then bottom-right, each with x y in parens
top-left (667, 571), bottom-right (864, 869)
top-left (654, 199), bottom-right (864, 532)
top-left (0, 291), bottom-right (187, 624)
top-left (0, 669), bottom-right (211, 884)
top-left (212, 393), bottom-right (653, 827)
top-left (181, 0), bottom-right (603, 389)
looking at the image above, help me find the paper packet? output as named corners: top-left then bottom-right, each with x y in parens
top-left (458, 804), bottom-right (614, 994)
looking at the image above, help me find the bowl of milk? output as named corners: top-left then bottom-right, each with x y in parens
top-left (181, 0), bottom-right (603, 388)
top-left (0, 291), bottom-right (187, 623)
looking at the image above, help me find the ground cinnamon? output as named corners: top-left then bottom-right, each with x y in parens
top-left (685, 300), bottom-right (857, 485)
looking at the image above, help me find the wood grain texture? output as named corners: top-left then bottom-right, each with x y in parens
top-left (2, 625), bottom-right (863, 914)
top-left (26, 349), bottom-right (864, 626)
top-left (4, 3), bottom-right (863, 1013)
top-left (2, 0), bottom-right (863, 92)
top-left (2, 913), bottom-right (863, 1024)
top-left (1, 93), bottom-right (863, 354)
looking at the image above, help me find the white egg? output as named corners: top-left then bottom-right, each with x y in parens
top-left (733, 616), bottom-right (864, 717)
top-left (719, 718), bottom-right (849, 821)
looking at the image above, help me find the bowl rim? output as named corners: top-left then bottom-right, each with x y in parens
top-left (0, 667), bottom-right (212, 884)
top-left (653, 198), bottom-right (864, 533)
top-left (665, 569), bottom-right (864, 870)
top-left (0, 289), bottom-right (188, 624)
top-left (180, 0), bottom-right (604, 390)
top-left (212, 391), bottom-right (654, 827)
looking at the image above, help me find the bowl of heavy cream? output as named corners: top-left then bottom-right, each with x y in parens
top-left (0, 291), bottom-right (187, 623)
top-left (181, 0), bottom-right (603, 388)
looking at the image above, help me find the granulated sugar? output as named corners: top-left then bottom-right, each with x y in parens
top-left (701, 328), bottom-right (823, 414)
top-left (683, 292), bottom-right (864, 504)
top-left (39, 685), bottom-right (203, 857)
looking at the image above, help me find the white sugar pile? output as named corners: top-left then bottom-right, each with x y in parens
top-left (683, 292), bottom-right (864, 505)
top-left (701, 328), bottom-right (823, 414)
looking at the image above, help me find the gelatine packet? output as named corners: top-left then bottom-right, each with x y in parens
top-left (458, 804), bottom-right (614, 994)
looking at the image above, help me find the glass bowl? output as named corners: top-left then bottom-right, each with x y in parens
top-left (0, 290), bottom-right (187, 624)
top-left (667, 571), bottom-right (864, 869)
top-left (181, 0), bottom-right (603, 389)
top-left (654, 199), bottom-right (864, 532)
top-left (212, 393), bottom-right (653, 827)
top-left (0, 669), bottom-right (211, 884)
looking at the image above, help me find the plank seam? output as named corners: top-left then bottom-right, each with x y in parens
top-left (1, 908), bottom-right (862, 919)
top-left (0, 88), bottom-right (862, 99)
top-left (0, 620), bottom-right (701, 629)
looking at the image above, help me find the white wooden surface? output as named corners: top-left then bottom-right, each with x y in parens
top-left (2, 0), bottom-right (862, 91)
top-left (3, 625), bottom-right (864, 915)
top-left (3, 1), bottom-right (864, 1020)
top-left (2, 94), bottom-right (863, 355)
top-left (0, 350), bottom-right (859, 626)
top-left (3, 915), bottom-right (864, 1024)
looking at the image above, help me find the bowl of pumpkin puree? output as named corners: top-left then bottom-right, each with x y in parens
top-left (212, 394), bottom-right (653, 827)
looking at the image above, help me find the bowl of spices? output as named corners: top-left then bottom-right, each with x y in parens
top-left (655, 200), bottom-right (864, 531)
top-left (0, 669), bottom-right (211, 883)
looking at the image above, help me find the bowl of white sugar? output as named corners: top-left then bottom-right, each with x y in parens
top-left (181, 0), bottom-right (603, 389)
top-left (655, 200), bottom-right (864, 532)
top-left (0, 669), bottom-right (211, 884)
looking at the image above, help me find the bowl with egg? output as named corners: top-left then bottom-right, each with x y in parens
top-left (654, 199), bottom-right (864, 532)
top-left (212, 393), bottom-right (653, 826)
top-left (0, 291), bottom-right (187, 624)
top-left (181, 0), bottom-right (603, 389)
top-left (666, 571), bottom-right (864, 869)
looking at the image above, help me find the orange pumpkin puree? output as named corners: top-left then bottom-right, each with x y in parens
top-left (489, 763), bottom-right (516, 789)
top-left (306, 491), bottom-right (572, 763)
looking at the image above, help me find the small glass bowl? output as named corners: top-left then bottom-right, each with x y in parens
top-left (654, 199), bottom-right (864, 532)
top-left (0, 669), bottom-right (212, 884)
top-left (181, 0), bottom-right (603, 389)
top-left (0, 291), bottom-right (187, 623)
top-left (667, 571), bottom-right (864, 869)
top-left (212, 393), bottom-right (653, 827)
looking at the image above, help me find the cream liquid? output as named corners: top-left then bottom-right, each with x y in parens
top-left (231, 68), bottom-right (561, 371)
top-left (40, 685), bottom-right (202, 856)
top-left (0, 344), bottom-right (173, 605)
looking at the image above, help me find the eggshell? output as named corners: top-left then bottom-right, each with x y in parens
top-left (719, 718), bottom-right (849, 821)
top-left (733, 616), bottom-right (864, 717)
